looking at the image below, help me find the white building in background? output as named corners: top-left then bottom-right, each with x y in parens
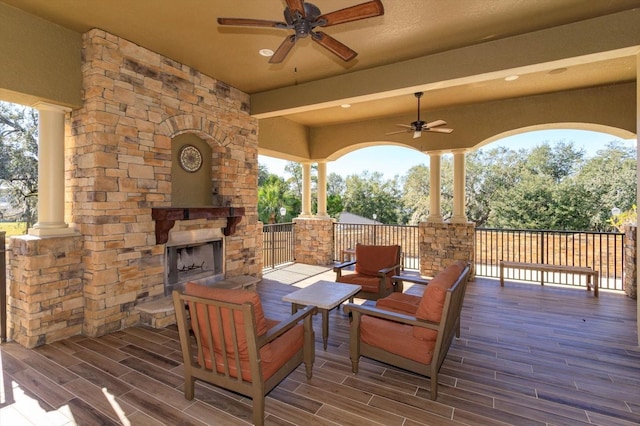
top-left (338, 211), bottom-right (382, 225)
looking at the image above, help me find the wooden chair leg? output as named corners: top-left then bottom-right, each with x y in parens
top-left (350, 357), bottom-right (360, 373)
top-left (184, 375), bottom-right (195, 400)
top-left (304, 316), bottom-right (314, 378)
top-left (430, 374), bottom-right (438, 400)
top-left (253, 395), bottom-right (265, 426)
top-left (349, 312), bottom-right (361, 373)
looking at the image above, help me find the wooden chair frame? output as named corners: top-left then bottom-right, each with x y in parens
top-left (172, 290), bottom-right (316, 426)
top-left (344, 264), bottom-right (471, 399)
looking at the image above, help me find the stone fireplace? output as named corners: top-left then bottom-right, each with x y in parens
top-left (6, 28), bottom-right (263, 347)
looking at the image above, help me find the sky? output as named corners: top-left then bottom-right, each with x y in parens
top-left (259, 129), bottom-right (637, 179)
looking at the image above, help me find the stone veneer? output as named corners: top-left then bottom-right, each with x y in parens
top-left (624, 224), bottom-right (637, 299)
top-left (293, 218), bottom-right (335, 265)
top-left (8, 29), bottom-right (261, 347)
top-left (419, 222), bottom-right (475, 278)
top-left (7, 235), bottom-right (84, 347)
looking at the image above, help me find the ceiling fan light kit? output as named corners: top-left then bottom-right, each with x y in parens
top-left (386, 92), bottom-right (454, 138)
top-left (217, 0), bottom-right (385, 63)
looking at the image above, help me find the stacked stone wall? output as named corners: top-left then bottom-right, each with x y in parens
top-left (624, 224), bottom-right (637, 299)
top-left (293, 218), bottom-right (335, 265)
top-left (419, 222), bottom-right (475, 278)
top-left (64, 29), bottom-right (260, 338)
top-left (7, 235), bottom-right (84, 347)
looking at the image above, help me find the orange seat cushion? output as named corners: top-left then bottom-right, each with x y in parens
top-left (376, 292), bottom-right (421, 315)
top-left (361, 315), bottom-right (435, 364)
top-left (337, 273), bottom-right (391, 293)
top-left (184, 283), bottom-right (302, 381)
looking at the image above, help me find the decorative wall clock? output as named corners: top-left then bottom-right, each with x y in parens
top-left (179, 144), bottom-right (203, 172)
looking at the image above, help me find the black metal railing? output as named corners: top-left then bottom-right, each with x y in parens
top-left (475, 228), bottom-right (624, 291)
top-left (333, 223), bottom-right (420, 270)
top-left (266, 222), bottom-right (625, 291)
top-left (262, 222), bottom-right (295, 269)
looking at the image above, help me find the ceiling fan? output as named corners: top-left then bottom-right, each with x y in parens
top-left (387, 92), bottom-right (454, 138)
top-left (217, 0), bottom-right (384, 63)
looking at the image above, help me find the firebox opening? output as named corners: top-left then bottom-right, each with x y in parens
top-left (165, 239), bottom-right (224, 296)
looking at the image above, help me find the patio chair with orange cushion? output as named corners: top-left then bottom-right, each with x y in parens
top-left (333, 243), bottom-right (402, 300)
top-left (343, 261), bottom-right (471, 400)
top-left (172, 282), bottom-right (316, 426)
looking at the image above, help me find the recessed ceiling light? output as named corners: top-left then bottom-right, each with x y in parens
top-left (504, 75), bottom-right (519, 81)
top-left (341, 104), bottom-right (351, 108)
top-left (259, 49), bottom-right (274, 57)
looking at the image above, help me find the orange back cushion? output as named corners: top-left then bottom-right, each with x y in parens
top-left (355, 244), bottom-right (400, 276)
top-left (413, 261), bottom-right (466, 341)
top-left (185, 282), bottom-right (269, 364)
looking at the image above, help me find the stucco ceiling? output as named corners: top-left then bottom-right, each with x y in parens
top-left (3, 0), bottom-right (639, 131)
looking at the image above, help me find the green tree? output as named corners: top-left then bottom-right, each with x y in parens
top-left (326, 172), bottom-right (345, 218)
top-left (343, 171), bottom-right (402, 224)
top-left (401, 164), bottom-right (430, 225)
top-left (464, 147), bottom-right (526, 227)
top-left (485, 141), bottom-right (598, 230)
top-left (257, 175), bottom-right (295, 223)
top-left (327, 172), bottom-right (345, 197)
top-left (257, 164), bottom-right (270, 186)
top-left (575, 141), bottom-right (636, 230)
top-left (0, 102), bottom-right (38, 227)
top-left (525, 141), bottom-right (585, 182)
top-left (488, 172), bottom-right (555, 229)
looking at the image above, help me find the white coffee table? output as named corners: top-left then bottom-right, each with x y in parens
top-left (282, 280), bottom-right (361, 350)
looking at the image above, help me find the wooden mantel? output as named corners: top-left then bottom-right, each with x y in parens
top-left (151, 207), bottom-right (245, 244)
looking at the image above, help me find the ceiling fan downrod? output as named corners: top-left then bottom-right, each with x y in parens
top-left (414, 92), bottom-right (424, 129)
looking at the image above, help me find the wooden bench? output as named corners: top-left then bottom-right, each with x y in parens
top-left (499, 260), bottom-right (599, 296)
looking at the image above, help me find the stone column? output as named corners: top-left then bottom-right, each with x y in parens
top-left (316, 161), bottom-right (329, 218)
top-left (29, 102), bottom-right (75, 237)
top-left (427, 152), bottom-right (443, 223)
top-left (293, 217), bottom-right (334, 265)
top-left (300, 162), bottom-right (312, 217)
top-left (450, 150), bottom-right (468, 223)
top-left (418, 221), bottom-right (475, 278)
top-left (624, 224), bottom-right (637, 299)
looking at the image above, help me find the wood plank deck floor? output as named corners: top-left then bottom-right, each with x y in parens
top-left (1, 273), bottom-right (639, 425)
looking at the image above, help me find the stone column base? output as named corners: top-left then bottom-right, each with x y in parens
top-left (419, 221), bottom-right (475, 279)
top-left (293, 217), bottom-right (335, 266)
top-left (7, 234), bottom-right (84, 347)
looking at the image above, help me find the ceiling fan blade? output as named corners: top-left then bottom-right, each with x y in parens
top-left (385, 130), bottom-right (410, 136)
top-left (313, 32), bottom-right (357, 61)
top-left (217, 18), bottom-right (285, 28)
top-left (425, 119), bottom-right (447, 128)
top-left (395, 124), bottom-right (413, 129)
top-left (318, 0), bottom-right (384, 26)
top-left (285, 0), bottom-right (306, 17)
top-left (269, 35), bottom-right (296, 63)
top-left (426, 127), bottom-right (454, 134)
top-left (413, 130), bottom-right (422, 139)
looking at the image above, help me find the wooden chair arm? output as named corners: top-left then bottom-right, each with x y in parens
top-left (333, 260), bottom-right (357, 271)
top-left (378, 263), bottom-right (401, 276)
top-left (392, 274), bottom-right (429, 286)
top-left (343, 303), bottom-right (439, 331)
top-left (258, 305), bottom-right (317, 347)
